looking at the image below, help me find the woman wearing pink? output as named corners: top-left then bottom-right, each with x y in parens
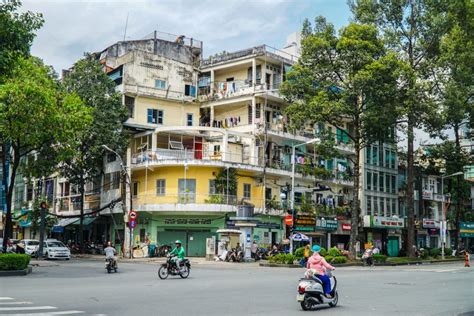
top-left (306, 245), bottom-right (335, 297)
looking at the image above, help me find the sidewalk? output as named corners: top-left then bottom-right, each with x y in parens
top-left (72, 254), bottom-right (259, 267)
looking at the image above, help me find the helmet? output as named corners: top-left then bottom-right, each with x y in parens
top-left (312, 245), bottom-right (321, 253)
top-left (175, 240), bottom-right (182, 244)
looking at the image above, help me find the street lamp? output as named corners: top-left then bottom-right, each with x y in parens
top-left (440, 171), bottom-right (464, 259)
top-left (102, 145), bottom-right (133, 259)
top-left (289, 138), bottom-right (320, 253)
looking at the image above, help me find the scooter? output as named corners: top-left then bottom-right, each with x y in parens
top-left (296, 270), bottom-right (338, 311)
top-left (105, 257), bottom-right (118, 273)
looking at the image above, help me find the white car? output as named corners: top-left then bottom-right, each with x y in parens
top-left (21, 239), bottom-right (40, 256)
top-left (43, 240), bottom-right (71, 260)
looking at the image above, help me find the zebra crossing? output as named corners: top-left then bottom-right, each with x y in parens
top-left (0, 297), bottom-right (94, 315)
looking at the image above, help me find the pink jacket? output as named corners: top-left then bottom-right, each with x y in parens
top-left (306, 253), bottom-right (335, 275)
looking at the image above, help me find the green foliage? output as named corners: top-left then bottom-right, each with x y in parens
top-left (30, 196), bottom-right (56, 234)
top-left (0, 0), bottom-right (44, 81)
top-left (328, 247), bottom-right (341, 257)
top-left (0, 254), bottom-right (30, 270)
top-left (332, 256), bottom-right (347, 264)
top-left (445, 248), bottom-right (453, 257)
top-left (373, 254), bottom-right (387, 263)
top-left (420, 249), bottom-right (429, 259)
top-left (268, 253), bottom-right (296, 265)
top-left (319, 247), bottom-right (327, 257)
top-left (324, 255), bottom-right (333, 263)
top-left (294, 247), bottom-right (310, 260)
top-left (429, 248), bottom-right (441, 258)
top-left (214, 168), bottom-right (237, 201)
top-left (204, 194), bottom-right (224, 204)
top-left (265, 195), bottom-right (282, 210)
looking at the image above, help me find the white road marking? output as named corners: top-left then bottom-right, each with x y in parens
top-left (0, 297), bottom-right (14, 300)
top-left (0, 301), bottom-right (33, 305)
top-left (0, 306), bottom-right (57, 311)
top-left (8, 312), bottom-right (85, 316)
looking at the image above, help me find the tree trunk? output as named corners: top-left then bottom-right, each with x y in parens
top-left (79, 177), bottom-right (85, 254)
top-left (1, 143), bottom-right (19, 252)
top-left (406, 118), bottom-right (416, 258)
top-left (349, 141), bottom-right (361, 259)
top-left (453, 124), bottom-right (463, 250)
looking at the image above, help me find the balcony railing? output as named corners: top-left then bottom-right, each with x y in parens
top-left (132, 148), bottom-right (261, 167)
top-left (123, 83), bottom-right (195, 102)
top-left (197, 80), bottom-right (282, 102)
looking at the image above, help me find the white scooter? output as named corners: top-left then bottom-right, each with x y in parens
top-left (296, 270), bottom-right (338, 311)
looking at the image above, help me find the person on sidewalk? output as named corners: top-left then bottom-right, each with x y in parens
top-left (303, 244), bottom-right (311, 266)
top-left (306, 245), bottom-right (335, 298)
top-left (251, 241), bottom-right (258, 259)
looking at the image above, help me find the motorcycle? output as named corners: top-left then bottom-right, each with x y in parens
top-left (105, 257), bottom-right (118, 273)
top-left (296, 270), bottom-right (338, 311)
top-left (158, 254), bottom-right (191, 279)
top-left (226, 248), bottom-right (243, 262)
top-left (255, 247), bottom-right (268, 261)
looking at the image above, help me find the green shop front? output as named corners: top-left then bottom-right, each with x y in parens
top-left (460, 222), bottom-right (474, 249)
top-left (131, 213), bottom-right (225, 257)
top-left (363, 215), bottom-right (404, 257)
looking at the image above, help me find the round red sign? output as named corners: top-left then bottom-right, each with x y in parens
top-left (129, 211), bottom-right (137, 220)
top-left (284, 215), bottom-right (293, 226)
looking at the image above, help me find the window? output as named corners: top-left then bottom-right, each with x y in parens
top-left (213, 145), bottom-right (221, 155)
top-left (367, 172), bottom-right (372, 190)
top-left (106, 153), bottom-right (116, 163)
top-left (178, 179), bottom-right (196, 203)
top-left (386, 174), bottom-right (391, 193)
top-left (366, 147), bottom-right (372, 164)
top-left (60, 182), bottom-right (70, 197)
top-left (392, 199), bottom-right (397, 215)
top-left (379, 173), bottom-right (384, 192)
top-left (372, 146), bottom-right (378, 165)
top-left (156, 179), bottom-right (166, 196)
top-left (373, 172), bottom-right (378, 191)
top-left (186, 113), bottom-right (193, 126)
top-left (209, 180), bottom-right (217, 195)
top-left (265, 188), bottom-right (272, 200)
top-left (111, 172), bottom-right (120, 190)
top-left (380, 198), bottom-right (385, 215)
top-left (336, 128), bottom-right (349, 144)
top-left (45, 179), bottom-right (54, 203)
top-left (387, 198), bottom-right (391, 216)
top-left (243, 183), bottom-right (251, 199)
top-left (184, 84), bottom-right (196, 96)
top-left (125, 95), bottom-right (135, 118)
top-left (132, 182), bottom-right (139, 197)
top-left (367, 196), bottom-right (372, 215)
top-left (374, 197), bottom-right (379, 215)
top-left (155, 79), bottom-right (166, 89)
top-left (147, 109), bottom-right (163, 124)
top-left (392, 175), bottom-right (396, 194)
top-left (390, 150), bottom-right (396, 169)
top-left (26, 184), bottom-right (33, 201)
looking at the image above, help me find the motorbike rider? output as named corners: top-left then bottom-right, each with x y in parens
top-left (104, 241), bottom-right (118, 267)
top-left (169, 240), bottom-right (185, 271)
top-left (306, 245), bottom-right (335, 298)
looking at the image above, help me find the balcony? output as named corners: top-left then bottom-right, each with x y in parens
top-left (131, 148), bottom-right (262, 171)
top-left (198, 80), bottom-right (282, 103)
top-left (132, 193), bottom-right (269, 214)
top-left (123, 83), bottom-right (195, 102)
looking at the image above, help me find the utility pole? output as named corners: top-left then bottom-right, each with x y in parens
top-left (37, 201), bottom-right (47, 259)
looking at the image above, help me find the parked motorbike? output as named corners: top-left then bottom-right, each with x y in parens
top-left (158, 244), bottom-right (172, 257)
top-left (296, 270), bottom-right (338, 311)
top-left (255, 247), bottom-right (268, 261)
top-left (362, 249), bottom-right (374, 266)
top-left (158, 254), bottom-right (191, 279)
top-left (226, 248), bottom-right (243, 262)
top-left (105, 257), bottom-right (118, 273)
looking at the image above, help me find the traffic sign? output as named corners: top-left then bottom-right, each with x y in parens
top-left (129, 220), bottom-right (137, 229)
top-left (129, 211), bottom-right (137, 220)
top-left (284, 215), bottom-right (293, 226)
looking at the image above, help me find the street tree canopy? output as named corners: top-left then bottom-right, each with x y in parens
top-left (281, 18), bottom-right (402, 257)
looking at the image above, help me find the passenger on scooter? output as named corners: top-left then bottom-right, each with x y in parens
top-left (170, 240), bottom-right (185, 271)
top-left (104, 241), bottom-right (118, 267)
top-left (306, 245), bottom-right (335, 298)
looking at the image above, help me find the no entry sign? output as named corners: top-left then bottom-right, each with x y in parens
top-left (284, 215), bottom-right (293, 226)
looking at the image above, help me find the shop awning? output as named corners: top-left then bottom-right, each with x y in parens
top-left (55, 217), bottom-right (79, 227)
top-left (72, 217), bottom-right (97, 226)
top-left (216, 229), bottom-right (242, 235)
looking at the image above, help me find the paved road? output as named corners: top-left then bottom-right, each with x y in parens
top-left (1, 259), bottom-right (473, 316)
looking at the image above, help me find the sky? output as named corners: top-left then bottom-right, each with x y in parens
top-left (20, 0), bottom-right (437, 148)
top-left (22, 0), bottom-right (351, 73)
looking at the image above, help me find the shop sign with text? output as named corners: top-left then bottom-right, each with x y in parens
top-left (422, 219), bottom-right (440, 229)
top-left (315, 217), bottom-right (338, 231)
top-left (364, 215), bottom-right (404, 229)
top-left (460, 222), bottom-right (474, 237)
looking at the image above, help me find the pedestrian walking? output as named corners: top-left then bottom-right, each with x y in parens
top-left (465, 250), bottom-right (470, 268)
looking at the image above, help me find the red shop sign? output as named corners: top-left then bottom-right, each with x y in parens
top-left (342, 223), bottom-right (352, 230)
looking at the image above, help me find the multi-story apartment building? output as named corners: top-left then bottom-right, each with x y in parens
top-left (361, 142), bottom-right (403, 256)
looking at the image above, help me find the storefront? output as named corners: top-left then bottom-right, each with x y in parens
top-left (363, 215), bottom-right (404, 257)
top-left (460, 222), bottom-right (474, 250)
top-left (252, 215), bottom-right (283, 247)
top-left (148, 214), bottom-right (225, 257)
top-left (422, 219), bottom-right (441, 248)
top-left (314, 217), bottom-right (338, 250)
top-left (293, 214), bottom-right (316, 248)
top-left (331, 220), bottom-right (351, 250)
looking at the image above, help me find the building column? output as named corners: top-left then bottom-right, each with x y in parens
top-left (151, 133), bottom-right (157, 151)
top-left (222, 131), bottom-right (228, 162)
top-left (210, 105), bottom-right (214, 127)
top-left (123, 146), bottom-right (133, 258)
top-left (252, 97), bottom-right (256, 128)
top-left (210, 70), bottom-right (215, 95)
top-left (252, 59), bottom-right (256, 91)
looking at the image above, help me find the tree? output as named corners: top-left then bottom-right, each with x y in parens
top-left (61, 55), bottom-right (128, 251)
top-left (0, 0), bottom-right (43, 82)
top-left (281, 18), bottom-right (402, 257)
top-left (350, 0), bottom-right (450, 257)
top-left (0, 57), bottom-right (90, 251)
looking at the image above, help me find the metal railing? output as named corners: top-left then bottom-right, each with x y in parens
top-left (140, 30), bottom-right (202, 49)
top-left (132, 148), bottom-right (261, 166)
top-left (197, 80), bottom-right (282, 102)
top-left (123, 83), bottom-right (196, 102)
top-left (132, 193), bottom-right (266, 208)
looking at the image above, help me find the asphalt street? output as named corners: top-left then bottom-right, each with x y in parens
top-left (0, 259), bottom-right (473, 316)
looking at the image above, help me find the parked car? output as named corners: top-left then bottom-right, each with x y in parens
top-left (43, 239), bottom-right (71, 260)
top-left (21, 239), bottom-right (40, 256)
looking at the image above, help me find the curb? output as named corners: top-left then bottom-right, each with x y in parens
top-left (259, 258), bottom-right (465, 268)
top-left (0, 266), bottom-right (32, 277)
